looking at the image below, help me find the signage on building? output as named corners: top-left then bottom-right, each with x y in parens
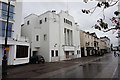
top-left (3, 48), bottom-right (9, 51)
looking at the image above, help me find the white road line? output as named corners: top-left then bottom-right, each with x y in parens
top-left (112, 65), bottom-right (118, 78)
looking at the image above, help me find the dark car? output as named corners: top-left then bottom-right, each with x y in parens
top-left (30, 55), bottom-right (45, 64)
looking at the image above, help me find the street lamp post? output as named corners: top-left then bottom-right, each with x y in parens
top-left (2, 0), bottom-right (16, 78)
top-left (2, 0), bottom-right (10, 78)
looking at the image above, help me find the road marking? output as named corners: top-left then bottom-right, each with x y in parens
top-left (112, 65), bottom-right (118, 78)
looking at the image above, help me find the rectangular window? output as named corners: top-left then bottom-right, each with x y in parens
top-left (45, 18), bottom-right (47, 22)
top-left (40, 20), bottom-right (42, 24)
top-left (0, 21), bottom-right (12, 37)
top-left (8, 23), bottom-right (12, 37)
top-left (51, 50), bottom-right (54, 57)
top-left (2, 2), bottom-right (7, 19)
top-left (77, 50), bottom-right (80, 54)
top-left (72, 53), bottom-right (74, 55)
top-left (27, 21), bottom-right (29, 25)
top-left (64, 18), bottom-right (66, 23)
top-left (16, 45), bottom-right (28, 58)
top-left (1, 2), bottom-right (14, 20)
top-left (36, 35), bottom-right (39, 41)
top-left (56, 50), bottom-right (58, 56)
top-left (64, 28), bottom-right (66, 45)
top-left (9, 5), bottom-right (14, 20)
top-left (70, 21), bottom-right (72, 26)
top-left (44, 34), bottom-right (47, 41)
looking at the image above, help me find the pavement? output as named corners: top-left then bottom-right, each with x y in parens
top-left (5, 53), bottom-right (109, 79)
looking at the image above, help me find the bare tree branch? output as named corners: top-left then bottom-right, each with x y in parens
top-left (109, 0), bottom-right (119, 7)
top-left (103, 27), bottom-right (120, 32)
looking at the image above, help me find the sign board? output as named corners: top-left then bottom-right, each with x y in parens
top-left (3, 48), bottom-right (9, 50)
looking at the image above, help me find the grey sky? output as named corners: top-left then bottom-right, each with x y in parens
top-left (22, 1), bottom-right (118, 46)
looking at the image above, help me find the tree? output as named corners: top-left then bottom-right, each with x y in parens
top-left (82, 0), bottom-right (120, 32)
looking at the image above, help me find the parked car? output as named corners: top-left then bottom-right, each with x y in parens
top-left (30, 55), bottom-right (45, 64)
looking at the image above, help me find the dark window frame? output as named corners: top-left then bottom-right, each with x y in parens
top-left (0, 21), bottom-right (12, 37)
top-left (64, 18), bottom-right (66, 23)
top-left (51, 50), bottom-right (54, 57)
top-left (56, 50), bottom-right (58, 56)
top-left (27, 21), bottom-right (30, 25)
top-left (36, 35), bottom-right (39, 41)
top-left (45, 17), bottom-right (47, 22)
top-left (40, 20), bottom-right (42, 24)
top-left (1, 2), bottom-right (14, 20)
top-left (44, 34), bottom-right (47, 41)
top-left (16, 45), bottom-right (28, 58)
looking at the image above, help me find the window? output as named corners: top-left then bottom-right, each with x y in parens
top-left (36, 35), bottom-right (39, 41)
top-left (2, 2), bottom-right (7, 19)
top-left (0, 21), bottom-right (12, 37)
top-left (16, 45), bottom-right (28, 58)
top-left (45, 18), bottom-right (47, 22)
top-left (9, 5), bottom-right (14, 20)
top-left (64, 18), bottom-right (66, 23)
top-left (1, 2), bottom-right (14, 20)
top-left (44, 34), bottom-right (47, 41)
top-left (77, 50), bottom-right (80, 54)
top-left (72, 53), bottom-right (74, 55)
top-left (77, 50), bottom-right (78, 54)
top-left (40, 20), bottom-right (42, 24)
top-left (56, 50), bottom-right (58, 56)
top-left (8, 23), bottom-right (12, 37)
top-left (66, 20), bottom-right (68, 24)
top-left (27, 21), bottom-right (29, 25)
top-left (71, 22), bottom-right (72, 26)
top-left (64, 28), bottom-right (66, 33)
top-left (64, 18), bottom-right (72, 26)
top-left (51, 50), bottom-right (54, 57)
top-left (64, 28), bottom-right (66, 44)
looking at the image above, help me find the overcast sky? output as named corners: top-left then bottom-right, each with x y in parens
top-left (22, 1), bottom-right (119, 46)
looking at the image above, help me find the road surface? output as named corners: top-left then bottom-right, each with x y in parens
top-left (36, 53), bottom-right (119, 78)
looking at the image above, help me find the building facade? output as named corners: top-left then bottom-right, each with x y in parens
top-left (100, 36), bottom-right (111, 53)
top-left (22, 10), bottom-right (81, 62)
top-left (0, 0), bottom-right (30, 65)
top-left (80, 30), bottom-right (106, 57)
top-left (80, 31), bottom-right (95, 57)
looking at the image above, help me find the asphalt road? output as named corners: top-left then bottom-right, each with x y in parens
top-left (0, 66), bottom-right (1, 80)
top-left (37, 53), bottom-right (118, 78)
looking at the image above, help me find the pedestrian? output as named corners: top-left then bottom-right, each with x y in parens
top-left (114, 51), bottom-right (117, 57)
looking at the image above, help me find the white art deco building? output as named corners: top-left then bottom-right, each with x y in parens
top-left (22, 10), bottom-right (81, 62)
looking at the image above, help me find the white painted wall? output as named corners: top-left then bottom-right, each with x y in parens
top-left (22, 14), bottom-right (39, 56)
top-left (38, 12), bottom-right (50, 62)
top-left (22, 10), bottom-right (81, 62)
top-left (12, 1), bottom-right (22, 40)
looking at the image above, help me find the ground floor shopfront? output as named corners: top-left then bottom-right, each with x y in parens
top-left (81, 47), bottom-right (106, 57)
